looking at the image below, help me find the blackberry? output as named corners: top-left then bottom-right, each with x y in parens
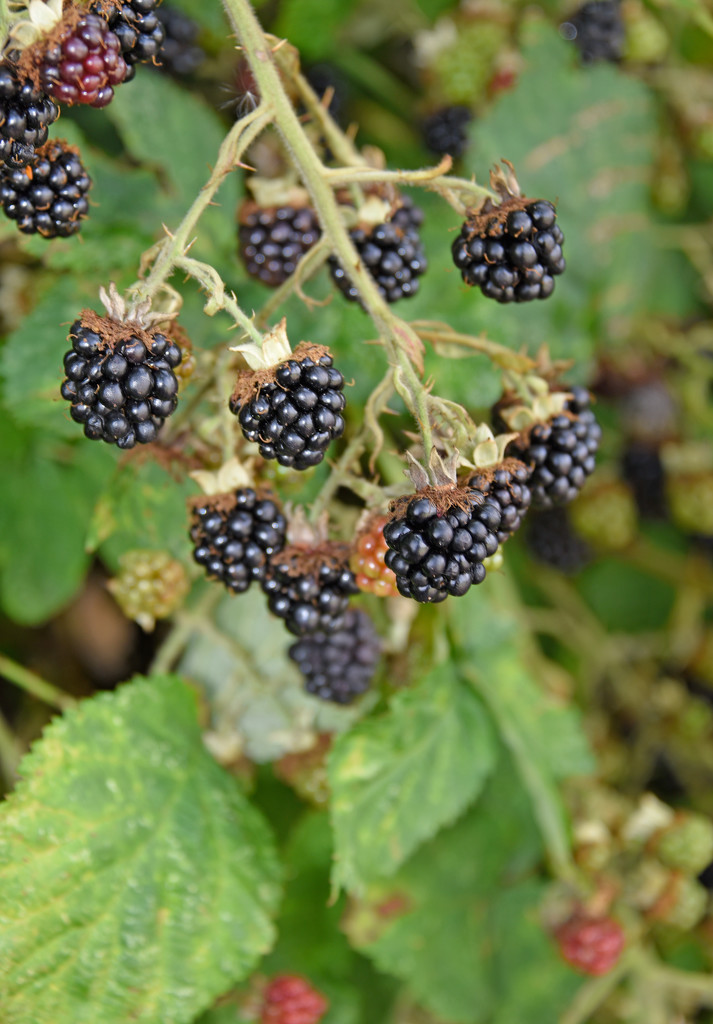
top-left (60, 313), bottom-right (182, 448)
top-left (40, 12), bottom-right (128, 107)
top-left (190, 488), bottom-right (286, 594)
top-left (155, 5), bottom-right (204, 77)
top-left (238, 201), bottom-right (321, 287)
top-left (351, 514), bottom-right (399, 597)
top-left (525, 507), bottom-right (591, 574)
top-left (261, 544), bottom-right (358, 636)
top-left (0, 139), bottom-right (91, 238)
top-left (261, 975), bottom-right (328, 1024)
top-left (452, 198), bottom-right (565, 303)
top-left (512, 387), bottom-right (601, 508)
top-left (383, 488), bottom-right (502, 603)
top-left (622, 443), bottom-right (668, 520)
top-left (305, 63), bottom-right (348, 123)
top-left (102, 0), bottom-right (165, 81)
top-left (465, 459), bottom-right (532, 544)
top-left (230, 343), bottom-right (345, 470)
top-left (561, 1), bottom-right (625, 64)
top-left (289, 608), bottom-right (381, 704)
top-left (0, 61), bottom-right (59, 169)
top-left (107, 548), bottom-right (188, 630)
top-left (421, 105), bottom-right (472, 159)
top-left (329, 195), bottom-right (427, 304)
top-left (555, 915), bottom-right (625, 976)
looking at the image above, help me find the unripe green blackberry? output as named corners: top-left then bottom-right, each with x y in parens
top-left (656, 814), bottom-right (713, 877)
top-left (651, 874), bottom-right (709, 931)
top-left (107, 549), bottom-right (189, 630)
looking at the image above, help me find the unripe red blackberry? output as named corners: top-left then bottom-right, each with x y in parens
top-left (230, 341), bottom-right (345, 471)
top-left (421, 105), bottom-right (472, 159)
top-left (261, 543), bottom-right (358, 636)
top-left (238, 200), bottom-right (321, 288)
top-left (40, 12), bottom-right (128, 108)
top-left (350, 514), bottom-right (399, 597)
top-left (510, 388), bottom-right (601, 509)
top-left (555, 914), bottom-right (625, 976)
top-left (155, 5), bottom-right (204, 77)
top-left (561, 1), bottom-right (625, 64)
top-left (289, 607), bottom-right (381, 704)
top-left (0, 139), bottom-right (90, 238)
top-left (107, 548), bottom-right (189, 630)
top-left (525, 507), bottom-right (591, 573)
top-left (383, 486), bottom-right (502, 603)
top-left (465, 459), bottom-right (531, 544)
top-left (452, 198), bottom-right (565, 303)
top-left (190, 488), bottom-right (287, 594)
top-left (60, 304), bottom-right (183, 448)
top-left (0, 60), bottom-right (59, 169)
top-left (261, 975), bottom-right (328, 1024)
top-left (329, 194), bottom-right (427, 304)
top-left (101, 0), bottom-right (165, 80)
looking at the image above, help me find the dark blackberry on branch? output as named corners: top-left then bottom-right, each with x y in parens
top-left (61, 311), bottom-right (182, 448)
top-left (238, 200), bottom-right (321, 287)
top-left (230, 342), bottom-right (345, 470)
top-left (329, 194), bottom-right (427, 304)
top-left (101, 0), bottom-right (165, 81)
top-left (466, 459), bottom-right (532, 544)
top-left (0, 61), bottom-right (59, 169)
top-left (289, 608), bottom-right (381, 704)
top-left (561, 1), bottom-right (625, 64)
top-left (525, 506), bottom-right (591, 573)
top-left (512, 387), bottom-right (601, 508)
top-left (621, 443), bottom-right (667, 520)
top-left (155, 4), bottom-right (204, 77)
top-left (261, 544), bottom-right (359, 636)
top-left (421, 105), bottom-right (472, 159)
top-left (190, 488), bottom-right (287, 594)
top-left (453, 197), bottom-right (565, 303)
top-left (0, 139), bottom-right (90, 238)
top-left (40, 12), bottom-right (128, 107)
top-left (383, 487), bottom-right (501, 603)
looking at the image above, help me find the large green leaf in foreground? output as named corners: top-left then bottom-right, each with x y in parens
top-left (0, 675), bottom-right (281, 1024)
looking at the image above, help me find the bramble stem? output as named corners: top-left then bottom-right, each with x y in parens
top-left (0, 654), bottom-right (76, 712)
top-left (174, 255), bottom-right (264, 348)
top-left (323, 161), bottom-right (497, 212)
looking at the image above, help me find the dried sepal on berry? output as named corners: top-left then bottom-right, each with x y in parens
top-left (459, 426), bottom-right (532, 544)
top-left (262, 538), bottom-right (359, 637)
top-left (107, 548), bottom-right (189, 630)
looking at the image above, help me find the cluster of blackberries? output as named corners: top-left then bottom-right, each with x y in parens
top-left (61, 318), bottom-right (182, 448)
top-left (155, 5), bottom-right (204, 77)
top-left (190, 489), bottom-right (287, 593)
top-left (230, 347), bottom-right (345, 470)
top-left (289, 608), bottom-right (381, 704)
top-left (421, 105), bottom-right (472, 159)
top-left (452, 199), bottom-right (565, 303)
top-left (525, 506), bottom-right (592, 573)
top-left (329, 195), bottom-right (427, 304)
top-left (238, 202), bottom-right (322, 287)
top-left (384, 491), bottom-right (502, 603)
top-left (261, 547), bottom-right (359, 637)
top-left (561, 0), bottom-right (625, 64)
top-left (0, 140), bottom-right (90, 237)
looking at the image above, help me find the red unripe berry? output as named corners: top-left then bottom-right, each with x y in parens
top-left (350, 515), bottom-right (399, 598)
top-left (555, 915), bottom-right (625, 976)
top-left (261, 974), bottom-right (328, 1024)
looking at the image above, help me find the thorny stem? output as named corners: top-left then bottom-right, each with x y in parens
top-left (412, 321), bottom-right (537, 373)
top-left (323, 162), bottom-right (497, 215)
top-left (0, 653), bottom-right (76, 712)
top-left (174, 255), bottom-right (263, 347)
top-left (284, 61), bottom-right (366, 169)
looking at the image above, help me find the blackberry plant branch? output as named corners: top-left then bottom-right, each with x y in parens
top-left (174, 255), bottom-right (263, 348)
top-left (0, 653), bottom-right (76, 712)
top-left (322, 161), bottom-right (498, 215)
top-left (255, 236), bottom-right (331, 328)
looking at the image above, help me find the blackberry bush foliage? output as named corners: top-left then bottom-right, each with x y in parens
top-left (0, 60), bottom-right (58, 168)
top-left (289, 607), bottom-right (381, 704)
top-left (0, 138), bottom-right (91, 237)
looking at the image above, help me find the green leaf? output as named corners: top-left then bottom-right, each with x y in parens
top-left (0, 675), bottom-right (281, 1024)
top-left (273, 0), bottom-right (358, 60)
top-left (328, 665), bottom-right (496, 892)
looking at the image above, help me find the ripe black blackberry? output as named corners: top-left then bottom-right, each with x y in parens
top-left (101, 0), bottom-right (165, 80)
top-left (621, 443), bottom-right (667, 520)
top-left (289, 608), bottom-right (381, 705)
top-left (452, 198), bottom-right (565, 303)
top-left (155, 4), bottom-right (204, 77)
top-left (0, 61), bottom-right (59, 169)
top-left (40, 12), bottom-right (128, 107)
top-left (329, 195), bottom-right (427, 304)
top-left (511, 387), bottom-right (601, 508)
top-left (0, 139), bottom-right (90, 238)
top-left (261, 544), bottom-right (359, 636)
top-left (465, 459), bottom-right (532, 543)
top-left (561, 1), bottom-right (625, 64)
top-left (421, 106), bottom-right (472, 159)
top-left (60, 312), bottom-right (182, 448)
top-left (525, 507), bottom-right (591, 574)
top-left (190, 488), bottom-right (287, 594)
top-left (238, 201), bottom-right (321, 287)
top-left (230, 343), bottom-right (345, 470)
top-left (383, 488), bottom-right (502, 603)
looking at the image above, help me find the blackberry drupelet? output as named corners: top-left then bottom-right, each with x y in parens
top-left (562, 0), bottom-right (625, 64)
top-left (230, 344), bottom-right (345, 470)
top-left (421, 105), bottom-right (472, 158)
top-left (155, 4), bottom-right (204, 76)
top-left (525, 506), bottom-right (591, 573)
top-left (60, 315), bottom-right (182, 447)
top-left (383, 489), bottom-right (502, 603)
top-left (40, 12), bottom-right (128, 107)
top-left (329, 195), bottom-right (427, 304)
top-left (513, 387), bottom-right (601, 508)
top-left (452, 198), bottom-right (565, 303)
top-left (238, 201), bottom-right (321, 287)
top-left (0, 61), bottom-right (58, 169)
top-left (261, 975), bottom-right (329, 1024)
top-left (0, 139), bottom-right (90, 238)
top-left (466, 459), bottom-right (532, 543)
top-left (289, 608), bottom-right (381, 704)
top-left (102, 0), bottom-right (165, 80)
top-left (261, 545), bottom-right (358, 636)
top-left (190, 488), bottom-right (286, 594)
